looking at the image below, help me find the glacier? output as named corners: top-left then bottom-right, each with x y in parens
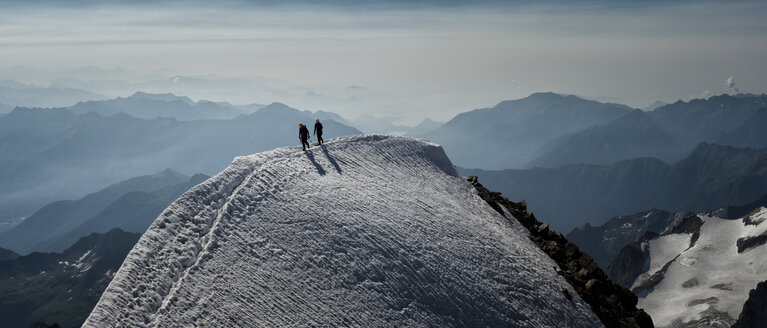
top-left (633, 208), bottom-right (767, 327)
top-left (84, 135), bottom-right (602, 327)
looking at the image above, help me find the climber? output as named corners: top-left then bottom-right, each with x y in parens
top-left (299, 123), bottom-right (311, 151)
top-left (314, 119), bottom-right (324, 145)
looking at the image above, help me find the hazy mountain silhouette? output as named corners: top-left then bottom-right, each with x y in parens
top-left (650, 94), bottom-right (767, 142)
top-left (529, 109), bottom-right (681, 167)
top-left (527, 94), bottom-right (767, 168)
top-left (642, 100), bottom-right (667, 111)
top-left (0, 247), bottom-right (19, 261)
top-left (0, 170), bottom-right (193, 254)
top-left (68, 92), bottom-right (244, 121)
top-left (718, 108), bottom-right (767, 149)
top-left (42, 173), bottom-right (209, 253)
top-left (0, 229), bottom-right (140, 328)
top-left (0, 103), bottom-right (361, 225)
top-left (0, 80), bottom-right (105, 108)
top-left (404, 118), bottom-right (443, 138)
top-left (461, 143), bottom-right (767, 232)
top-left (350, 114), bottom-right (410, 134)
top-left (423, 92), bottom-right (632, 169)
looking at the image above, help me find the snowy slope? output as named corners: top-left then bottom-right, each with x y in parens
top-left (633, 208), bottom-right (767, 327)
top-left (85, 135), bottom-right (602, 327)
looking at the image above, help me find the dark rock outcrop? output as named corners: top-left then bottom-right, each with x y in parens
top-left (606, 215), bottom-right (706, 290)
top-left (631, 254), bottom-right (679, 297)
top-left (736, 235), bottom-right (767, 253)
top-left (732, 280), bottom-right (767, 328)
top-left (467, 176), bottom-right (653, 328)
top-left (605, 232), bottom-right (655, 288)
top-left (668, 215), bottom-right (703, 247)
top-left (567, 209), bottom-right (680, 269)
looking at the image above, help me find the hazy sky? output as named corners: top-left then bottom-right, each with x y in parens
top-left (1, 0), bottom-right (766, 123)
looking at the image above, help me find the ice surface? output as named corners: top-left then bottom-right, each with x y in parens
top-left (637, 209), bottom-right (767, 327)
top-left (85, 135), bottom-right (601, 327)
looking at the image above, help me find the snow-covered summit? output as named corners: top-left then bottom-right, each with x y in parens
top-left (85, 135), bottom-right (601, 327)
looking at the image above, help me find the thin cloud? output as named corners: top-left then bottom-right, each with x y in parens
top-left (726, 76), bottom-right (741, 93)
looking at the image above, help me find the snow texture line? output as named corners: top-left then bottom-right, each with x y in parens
top-left (149, 151), bottom-right (308, 325)
top-left (148, 161), bottom-right (264, 322)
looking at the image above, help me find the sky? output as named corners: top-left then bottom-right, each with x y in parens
top-left (1, 0), bottom-right (766, 124)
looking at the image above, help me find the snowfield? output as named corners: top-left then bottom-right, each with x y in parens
top-left (635, 208), bottom-right (767, 327)
top-left (84, 135), bottom-right (601, 327)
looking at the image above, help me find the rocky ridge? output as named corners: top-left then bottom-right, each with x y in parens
top-left (467, 176), bottom-right (653, 328)
top-left (732, 280), bottom-right (767, 328)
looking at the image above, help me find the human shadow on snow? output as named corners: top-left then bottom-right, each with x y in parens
top-left (304, 145), bottom-right (342, 176)
top-left (321, 145), bottom-right (342, 174)
top-left (304, 150), bottom-right (326, 176)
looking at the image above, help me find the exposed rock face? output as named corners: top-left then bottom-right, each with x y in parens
top-left (631, 255), bottom-right (680, 297)
top-left (732, 280), bottom-right (767, 328)
top-left (568, 209), bottom-right (682, 268)
top-left (736, 235), bottom-right (767, 253)
top-left (467, 176), bottom-right (653, 328)
top-left (606, 232), bottom-right (656, 288)
top-left (611, 208), bottom-right (767, 326)
top-left (606, 215), bottom-right (704, 291)
top-left (668, 215), bottom-right (704, 247)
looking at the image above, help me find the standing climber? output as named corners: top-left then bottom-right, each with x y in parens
top-left (299, 123), bottom-right (311, 151)
top-left (314, 119), bottom-right (324, 145)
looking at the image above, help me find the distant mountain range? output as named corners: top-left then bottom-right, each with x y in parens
top-left (0, 102), bottom-right (361, 225)
top-left (461, 142), bottom-right (767, 232)
top-left (0, 80), bottom-right (105, 108)
top-left (719, 107), bottom-right (767, 149)
top-left (529, 94), bottom-right (767, 168)
top-left (421, 92), bottom-right (767, 170)
top-left (0, 229), bottom-right (141, 328)
top-left (68, 92), bottom-right (257, 121)
top-left (0, 247), bottom-right (18, 261)
top-left (422, 92), bottom-right (633, 169)
top-left (642, 100), bottom-right (667, 111)
top-left (528, 109), bottom-right (682, 167)
top-left (404, 118), bottom-right (443, 138)
top-left (0, 170), bottom-right (206, 255)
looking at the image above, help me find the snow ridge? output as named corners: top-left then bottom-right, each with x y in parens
top-left (85, 135), bottom-right (601, 327)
